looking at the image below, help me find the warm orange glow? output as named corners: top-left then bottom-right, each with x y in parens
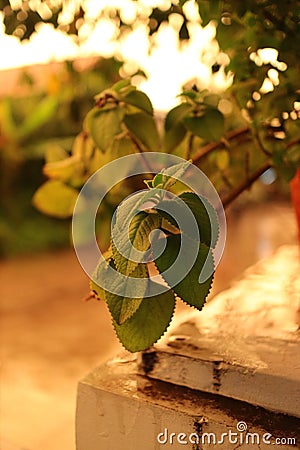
top-left (0, 2), bottom-right (232, 110)
top-left (0, 3), bottom-right (284, 110)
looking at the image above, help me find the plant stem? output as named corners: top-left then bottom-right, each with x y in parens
top-left (251, 125), bottom-right (272, 157)
top-left (128, 131), bottom-right (154, 176)
top-left (221, 161), bottom-right (271, 208)
top-left (185, 133), bottom-right (194, 160)
top-left (192, 126), bottom-right (250, 164)
top-left (287, 137), bottom-right (300, 149)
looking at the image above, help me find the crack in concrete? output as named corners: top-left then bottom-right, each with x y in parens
top-left (140, 350), bottom-right (158, 375)
top-left (212, 361), bottom-right (223, 392)
top-left (192, 417), bottom-right (207, 450)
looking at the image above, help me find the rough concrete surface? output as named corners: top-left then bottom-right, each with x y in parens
top-left (76, 355), bottom-right (300, 450)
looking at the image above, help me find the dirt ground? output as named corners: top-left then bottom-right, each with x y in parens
top-left (0, 201), bottom-right (298, 450)
top-left (0, 248), bottom-right (120, 450)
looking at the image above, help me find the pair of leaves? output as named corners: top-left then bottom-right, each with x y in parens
top-left (85, 80), bottom-right (160, 153)
top-left (164, 101), bottom-right (224, 151)
top-left (91, 163), bottom-right (218, 352)
top-left (38, 132), bottom-right (137, 210)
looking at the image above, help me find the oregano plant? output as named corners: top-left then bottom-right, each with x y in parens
top-left (88, 162), bottom-right (218, 352)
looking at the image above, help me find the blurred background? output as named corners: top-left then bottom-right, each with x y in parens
top-left (0, 1), bottom-right (298, 449)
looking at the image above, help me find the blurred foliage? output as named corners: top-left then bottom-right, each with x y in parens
top-left (1, 0), bottom-right (299, 254)
top-left (0, 0), bottom-right (63, 40)
top-left (0, 57), bottom-right (121, 257)
top-left (1, 0), bottom-right (299, 175)
top-left (1, 0), bottom-right (299, 350)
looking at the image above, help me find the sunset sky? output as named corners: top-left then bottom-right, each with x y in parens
top-left (0, 1), bottom-right (231, 109)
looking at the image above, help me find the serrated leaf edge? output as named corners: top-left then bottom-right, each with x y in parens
top-left (110, 294), bottom-right (177, 353)
top-left (173, 271), bottom-right (214, 312)
top-left (153, 241), bottom-right (215, 312)
top-left (178, 191), bottom-right (220, 248)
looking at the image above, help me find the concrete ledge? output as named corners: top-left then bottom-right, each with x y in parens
top-left (138, 335), bottom-right (300, 418)
top-left (76, 354), bottom-right (300, 450)
top-left (139, 245), bottom-right (300, 418)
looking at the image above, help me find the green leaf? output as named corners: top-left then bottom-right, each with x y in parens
top-left (178, 192), bottom-right (219, 247)
top-left (72, 133), bottom-right (95, 161)
top-left (180, 90), bottom-right (198, 101)
top-left (152, 160), bottom-right (191, 190)
top-left (164, 122), bottom-right (187, 152)
top-left (161, 216), bottom-right (181, 235)
top-left (92, 247), bottom-right (149, 325)
top-left (155, 203), bottom-right (179, 231)
top-left (32, 180), bottom-right (78, 218)
top-left (43, 156), bottom-right (87, 188)
top-left (111, 135), bottom-right (137, 158)
top-left (94, 80), bottom-right (133, 104)
top-left (90, 248), bottom-right (113, 301)
top-left (216, 18), bottom-right (245, 51)
top-left (272, 147), bottom-right (299, 181)
top-left (184, 109), bottom-right (224, 141)
top-left (203, 93), bottom-right (220, 108)
top-left (196, 1), bottom-right (211, 27)
top-left (111, 79), bottom-right (132, 93)
top-left (124, 90), bottom-right (153, 114)
top-left (109, 296), bottom-right (143, 326)
top-left (156, 192), bottom-right (219, 248)
top-left (106, 263), bottom-right (148, 325)
top-left (45, 144), bottom-right (69, 163)
top-left (86, 106), bottom-right (125, 152)
top-left (164, 106), bottom-right (190, 152)
top-left (124, 112), bottom-right (160, 151)
top-left (113, 290), bottom-right (176, 352)
top-left (208, 0), bottom-right (221, 20)
top-left (165, 103), bottom-right (193, 131)
top-left (112, 212), bottom-right (161, 276)
top-left (115, 186), bottom-right (163, 230)
top-left (155, 234), bottom-right (214, 310)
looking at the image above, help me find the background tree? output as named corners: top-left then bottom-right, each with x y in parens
top-left (1, 0), bottom-right (299, 201)
top-left (1, 1), bottom-right (299, 350)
